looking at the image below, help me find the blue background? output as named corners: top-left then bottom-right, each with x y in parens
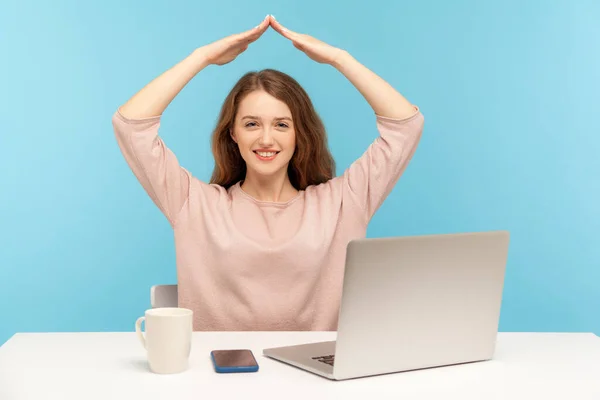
top-left (1, 0), bottom-right (599, 346)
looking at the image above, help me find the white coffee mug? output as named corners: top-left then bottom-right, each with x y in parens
top-left (135, 307), bottom-right (193, 374)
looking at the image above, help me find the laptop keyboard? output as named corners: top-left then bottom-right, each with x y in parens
top-left (312, 354), bottom-right (335, 366)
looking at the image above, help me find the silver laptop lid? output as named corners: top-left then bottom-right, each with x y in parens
top-left (332, 231), bottom-right (510, 380)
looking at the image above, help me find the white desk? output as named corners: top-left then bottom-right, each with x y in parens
top-left (0, 331), bottom-right (599, 399)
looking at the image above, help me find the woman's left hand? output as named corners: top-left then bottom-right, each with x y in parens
top-left (269, 16), bottom-right (344, 65)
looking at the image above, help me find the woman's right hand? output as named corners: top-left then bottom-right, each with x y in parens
top-left (199, 15), bottom-right (270, 66)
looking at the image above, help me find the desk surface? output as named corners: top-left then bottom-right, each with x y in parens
top-left (1, 331), bottom-right (599, 399)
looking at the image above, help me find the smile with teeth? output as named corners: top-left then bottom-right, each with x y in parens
top-left (253, 150), bottom-right (280, 160)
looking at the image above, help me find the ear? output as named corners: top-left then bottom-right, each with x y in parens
top-left (229, 128), bottom-right (237, 143)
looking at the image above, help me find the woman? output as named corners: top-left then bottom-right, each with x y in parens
top-left (112, 15), bottom-right (425, 331)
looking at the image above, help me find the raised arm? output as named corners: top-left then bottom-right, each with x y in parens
top-left (120, 16), bottom-right (271, 119)
top-left (270, 16), bottom-right (416, 120)
top-left (113, 16), bottom-right (271, 226)
top-left (118, 49), bottom-right (209, 120)
top-left (331, 51), bottom-right (416, 120)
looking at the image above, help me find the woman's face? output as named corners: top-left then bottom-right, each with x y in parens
top-left (231, 90), bottom-right (296, 181)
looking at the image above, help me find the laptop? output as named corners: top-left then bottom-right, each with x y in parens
top-left (262, 230), bottom-right (510, 380)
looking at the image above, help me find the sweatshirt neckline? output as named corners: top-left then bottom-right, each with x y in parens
top-left (232, 181), bottom-right (303, 208)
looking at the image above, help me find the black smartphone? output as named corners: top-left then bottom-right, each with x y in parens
top-left (210, 349), bottom-right (259, 373)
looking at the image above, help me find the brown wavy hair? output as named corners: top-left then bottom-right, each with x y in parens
top-left (209, 69), bottom-right (335, 190)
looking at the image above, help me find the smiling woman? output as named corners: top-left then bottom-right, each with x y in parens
top-left (112, 15), bottom-right (424, 332)
top-left (210, 69), bottom-right (335, 202)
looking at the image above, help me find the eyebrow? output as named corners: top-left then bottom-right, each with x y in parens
top-left (241, 115), bottom-right (292, 121)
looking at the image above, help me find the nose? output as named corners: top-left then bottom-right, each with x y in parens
top-left (258, 127), bottom-right (275, 146)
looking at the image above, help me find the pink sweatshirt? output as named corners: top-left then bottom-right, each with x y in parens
top-left (112, 106), bottom-right (424, 331)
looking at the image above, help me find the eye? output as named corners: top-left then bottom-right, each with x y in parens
top-left (277, 122), bottom-right (289, 128)
top-left (244, 121), bottom-right (258, 127)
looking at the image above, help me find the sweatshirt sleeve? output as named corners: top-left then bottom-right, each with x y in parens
top-left (341, 106), bottom-right (424, 223)
top-left (112, 108), bottom-right (191, 227)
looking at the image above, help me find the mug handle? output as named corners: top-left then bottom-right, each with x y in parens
top-left (135, 316), bottom-right (146, 349)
